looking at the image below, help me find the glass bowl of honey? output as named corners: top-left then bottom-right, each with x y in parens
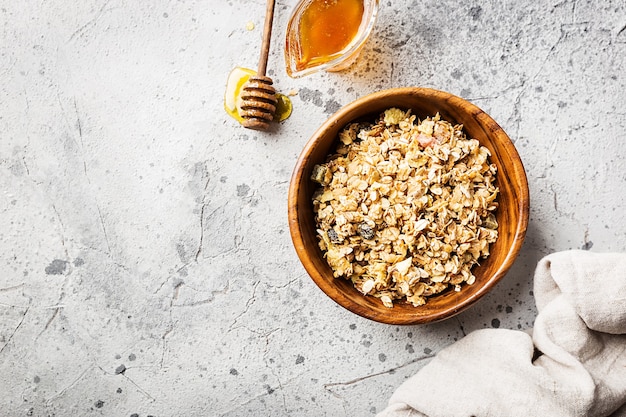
top-left (284, 0), bottom-right (380, 78)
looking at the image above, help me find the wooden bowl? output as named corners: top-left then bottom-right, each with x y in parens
top-left (288, 87), bottom-right (529, 325)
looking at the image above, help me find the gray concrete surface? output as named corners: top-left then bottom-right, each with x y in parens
top-left (1, 0), bottom-right (626, 416)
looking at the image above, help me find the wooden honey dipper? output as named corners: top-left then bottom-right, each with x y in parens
top-left (239, 0), bottom-right (278, 131)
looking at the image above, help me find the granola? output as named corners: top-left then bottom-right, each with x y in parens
top-left (311, 109), bottom-right (499, 308)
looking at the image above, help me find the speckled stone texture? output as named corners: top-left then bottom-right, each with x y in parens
top-left (1, 0), bottom-right (625, 416)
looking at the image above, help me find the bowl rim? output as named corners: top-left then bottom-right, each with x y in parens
top-left (288, 86), bottom-right (530, 324)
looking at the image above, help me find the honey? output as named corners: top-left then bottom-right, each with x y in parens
top-left (224, 67), bottom-right (292, 125)
top-left (284, 0), bottom-right (379, 78)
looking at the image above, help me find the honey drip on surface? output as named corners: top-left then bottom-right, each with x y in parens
top-left (289, 0), bottom-right (365, 73)
top-left (224, 67), bottom-right (292, 125)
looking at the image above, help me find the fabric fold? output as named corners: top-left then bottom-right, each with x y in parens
top-left (377, 251), bottom-right (626, 417)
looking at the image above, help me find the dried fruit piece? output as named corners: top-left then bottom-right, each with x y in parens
top-left (358, 223), bottom-right (375, 240)
top-left (327, 228), bottom-right (341, 244)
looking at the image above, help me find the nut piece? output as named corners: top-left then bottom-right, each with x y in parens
top-left (311, 164), bottom-right (331, 185)
top-left (312, 109), bottom-right (499, 308)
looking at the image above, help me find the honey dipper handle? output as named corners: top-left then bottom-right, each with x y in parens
top-left (257, 0), bottom-right (275, 77)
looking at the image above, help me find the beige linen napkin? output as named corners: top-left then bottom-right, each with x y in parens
top-left (377, 250), bottom-right (626, 417)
